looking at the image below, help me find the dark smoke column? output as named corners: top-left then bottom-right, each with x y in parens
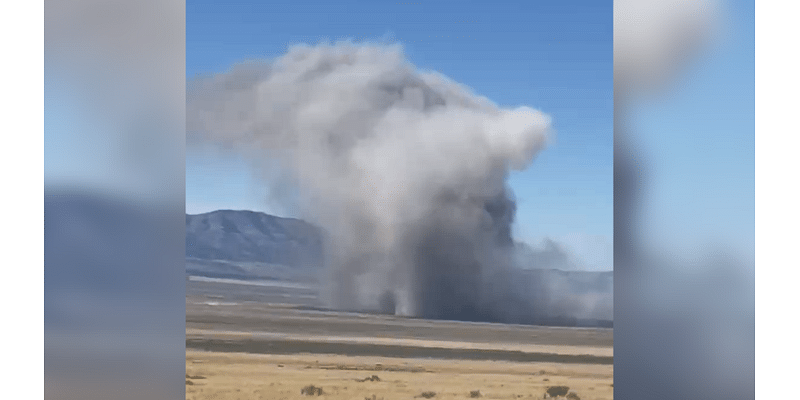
top-left (412, 188), bottom-right (520, 323)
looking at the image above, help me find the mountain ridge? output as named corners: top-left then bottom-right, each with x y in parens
top-left (186, 209), bottom-right (612, 276)
top-left (186, 209), bottom-right (324, 268)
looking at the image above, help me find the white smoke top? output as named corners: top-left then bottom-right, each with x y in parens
top-left (188, 42), bottom-right (555, 320)
top-left (614, 0), bottom-right (718, 99)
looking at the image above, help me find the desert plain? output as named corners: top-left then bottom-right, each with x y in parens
top-left (186, 277), bottom-right (613, 400)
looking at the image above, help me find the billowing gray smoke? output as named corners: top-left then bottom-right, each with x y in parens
top-left (187, 42), bottom-right (578, 323)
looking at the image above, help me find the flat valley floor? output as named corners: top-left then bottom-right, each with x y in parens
top-left (186, 278), bottom-right (613, 400)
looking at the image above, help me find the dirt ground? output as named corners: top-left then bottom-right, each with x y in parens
top-left (185, 350), bottom-right (613, 400)
top-left (185, 280), bottom-right (613, 399)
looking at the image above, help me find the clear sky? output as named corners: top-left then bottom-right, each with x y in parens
top-left (629, 0), bottom-right (754, 259)
top-left (186, 0), bottom-right (614, 266)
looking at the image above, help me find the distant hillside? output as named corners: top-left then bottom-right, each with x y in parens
top-left (186, 210), bottom-right (324, 268)
top-left (516, 268), bottom-right (614, 294)
top-left (185, 210), bottom-right (613, 296)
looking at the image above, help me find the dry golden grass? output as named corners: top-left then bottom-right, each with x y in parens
top-left (186, 350), bottom-right (613, 400)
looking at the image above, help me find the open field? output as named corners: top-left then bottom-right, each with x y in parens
top-left (186, 277), bottom-right (613, 399)
top-left (186, 351), bottom-right (613, 400)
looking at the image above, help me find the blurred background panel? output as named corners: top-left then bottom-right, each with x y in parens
top-left (44, 0), bottom-right (186, 399)
top-left (614, 0), bottom-right (754, 399)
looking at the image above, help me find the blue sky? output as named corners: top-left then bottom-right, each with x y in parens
top-left (629, 0), bottom-right (754, 259)
top-left (186, 0), bottom-right (614, 264)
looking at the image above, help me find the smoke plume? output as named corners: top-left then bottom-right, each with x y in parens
top-left (188, 42), bottom-right (565, 323)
